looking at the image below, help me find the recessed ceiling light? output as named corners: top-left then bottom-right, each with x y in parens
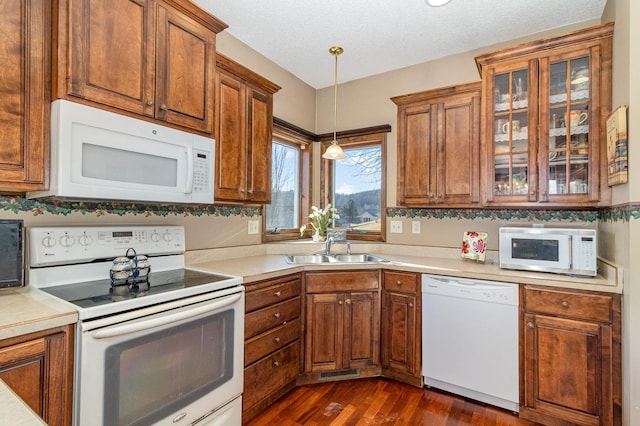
top-left (425, 0), bottom-right (452, 6)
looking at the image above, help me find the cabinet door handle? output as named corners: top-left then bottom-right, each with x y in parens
top-left (408, 302), bottom-right (414, 308)
top-left (160, 103), bottom-right (168, 111)
top-left (274, 312), bottom-right (281, 319)
top-left (527, 322), bottom-right (535, 329)
top-left (338, 300), bottom-right (343, 305)
top-left (529, 191), bottom-right (536, 196)
top-left (274, 291), bottom-right (281, 297)
top-left (274, 337), bottom-right (281, 343)
top-left (427, 193), bottom-right (434, 198)
top-left (272, 361), bottom-right (280, 367)
top-left (345, 299), bottom-right (351, 305)
top-left (561, 301), bottom-right (569, 308)
top-left (146, 100), bottom-right (154, 106)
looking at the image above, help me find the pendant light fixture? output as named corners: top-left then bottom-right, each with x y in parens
top-left (425, 0), bottom-right (452, 6)
top-left (322, 46), bottom-right (347, 160)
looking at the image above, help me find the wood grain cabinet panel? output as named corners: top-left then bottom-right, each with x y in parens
top-left (521, 285), bottom-right (621, 426)
top-left (0, 325), bottom-right (74, 426)
top-left (56, 0), bottom-right (224, 133)
top-left (214, 54), bottom-right (280, 203)
top-left (0, 0), bottom-right (49, 192)
top-left (243, 274), bottom-right (301, 423)
top-left (381, 271), bottom-right (422, 387)
top-left (392, 82), bottom-right (481, 207)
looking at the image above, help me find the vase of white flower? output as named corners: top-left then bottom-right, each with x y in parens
top-left (301, 204), bottom-right (339, 241)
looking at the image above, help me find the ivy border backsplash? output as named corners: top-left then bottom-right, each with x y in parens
top-left (0, 196), bottom-right (261, 217)
top-left (388, 204), bottom-right (640, 223)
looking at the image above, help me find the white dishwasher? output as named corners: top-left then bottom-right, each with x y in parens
top-left (421, 274), bottom-right (519, 412)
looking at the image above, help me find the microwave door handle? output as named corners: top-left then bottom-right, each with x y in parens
top-left (92, 294), bottom-right (241, 339)
top-left (184, 146), bottom-right (194, 194)
top-left (569, 235), bottom-right (573, 269)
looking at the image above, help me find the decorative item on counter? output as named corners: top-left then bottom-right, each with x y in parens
top-left (110, 248), bottom-right (151, 287)
top-left (461, 231), bottom-right (488, 262)
top-left (300, 204), bottom-right (340, 241)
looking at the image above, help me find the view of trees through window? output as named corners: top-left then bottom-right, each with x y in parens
top-left (332, 145), bottom-right (382, 233)
top-left (266, 141), bottom-right (300, 231)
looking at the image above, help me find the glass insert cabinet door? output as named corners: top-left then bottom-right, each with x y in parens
top-left (546, 56), bottom-right (590, 196)
top-left (492, 68), bottom-right (531, 198)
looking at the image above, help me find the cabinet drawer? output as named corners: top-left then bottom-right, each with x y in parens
top-left (245, 297), bottom-right (300, 339)
top-left (383, 271), bottom-right (419, 294)
top-left (243, 340), bottom-right (300, 410)
top-left (245, 318), bottom-right (301, 366)
top-left (524, 287), bottom-right (613, 323)
top-left (306, 271), bottom-right (379, 293)
top-left (245, 279), bottom-right (301, 313)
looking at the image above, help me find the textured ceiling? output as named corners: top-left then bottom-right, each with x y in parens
top-left (193, 0), bottom-right (607, 89)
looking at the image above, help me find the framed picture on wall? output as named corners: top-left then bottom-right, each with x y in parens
top-left (606, 105), bottom-right (628, 186)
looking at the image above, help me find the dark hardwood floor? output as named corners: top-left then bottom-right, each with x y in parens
top-left (246, 378), bottom-right (538, 425)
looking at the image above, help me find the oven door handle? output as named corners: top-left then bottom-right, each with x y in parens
top-left (92, 294), bottom-right (241, 339)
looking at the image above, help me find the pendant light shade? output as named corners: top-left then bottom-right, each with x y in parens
top-left (323, 46), bottom-right (346, 160)
top-left (425, 0), bottom-right (452, 6)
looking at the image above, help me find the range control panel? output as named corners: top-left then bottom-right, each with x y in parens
top-left (29, 226), bottom-right (185, 267)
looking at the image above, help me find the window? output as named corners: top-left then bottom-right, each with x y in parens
top-left (263, 120), bottom-right (311, 241)
top-left (323, 130), bottom-right (387, 241)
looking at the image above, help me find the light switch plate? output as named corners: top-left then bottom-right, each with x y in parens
top-left (390, 220), bottom-right (403, 233)
top-left (248, 220), bottom-right (260, 234)
top-left (412, 221), bottom-right (421, 234)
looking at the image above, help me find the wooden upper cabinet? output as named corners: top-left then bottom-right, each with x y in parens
top-left (55, 0), bottom-right (226, 133)
top-left (0, 0), bottom-right (50, 192)
top-left (475, 23), bottom-right (613, 207)
top-left (392, 82), bottom-right (481, 207)
top-left (214, 54), bottom-right (280, 203)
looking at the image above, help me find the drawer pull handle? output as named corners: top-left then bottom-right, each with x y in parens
top-left (274, 291), bottom-right (282, 297)
top-left (527, 322), bottom-right (535, 329)
top-left (562, 301), bottom-right (569, 308)
top-left (272, 361), bottom-right (280, 367)
top-left (274, 337), bottom-right (281, 343)
top-left (274, 312), bottom-right (281, 319)
top-left (396, 281), bottom-right (402, 286)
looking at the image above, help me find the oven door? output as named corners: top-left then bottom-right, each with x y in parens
top-left (75, 286), bottom-right (244, 426)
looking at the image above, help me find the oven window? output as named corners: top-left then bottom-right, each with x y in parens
top-left (511, 238), bottom-right (559, 261)
top-left (103, 310), bottom-right (234, 426)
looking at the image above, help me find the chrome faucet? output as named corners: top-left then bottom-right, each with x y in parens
top-left (324, 237), bottom-right (334, 255)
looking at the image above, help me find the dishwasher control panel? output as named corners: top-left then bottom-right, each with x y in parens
top-left (421, 274), bottom-right (518, 305)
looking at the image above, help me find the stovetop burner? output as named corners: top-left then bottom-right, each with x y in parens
top-left (40, 268), bottom-right (237, 311)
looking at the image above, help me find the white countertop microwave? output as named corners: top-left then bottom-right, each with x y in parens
top-left (499, 227), bottom-right (597, 277)
top-left (27, 100), bottom-right (215, 204)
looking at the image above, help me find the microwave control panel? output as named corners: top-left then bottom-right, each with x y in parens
top-left (573, 234), bottom-right (597, 271)
top-left (192, 149), bottom-right (211, 194)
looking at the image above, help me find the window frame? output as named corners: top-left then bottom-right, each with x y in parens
top-left (262, 119), bottom-right (312, 242)
top-left (321, 127), bottom-right (389, 242)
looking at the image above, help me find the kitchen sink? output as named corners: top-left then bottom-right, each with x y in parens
top-left (283, 253), bottom-right (389, 264)
top-left (283, 254), bottom-right (338, 264)
top-left (332, 253), bottom-right (389, 263)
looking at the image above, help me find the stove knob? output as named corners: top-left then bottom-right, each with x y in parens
top-left (42, 235), bottom-right (56, 248)
top-left (163, 232), bottom-right (173, 242)
top-left (151, 232), bottom-right (161, 243)
top-left (60, 234), bottom-right (74, 248)
top-left (78, 234), bottom-right (92, 246)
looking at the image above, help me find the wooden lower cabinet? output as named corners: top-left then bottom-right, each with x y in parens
top-left (243, 274), bottom-right (301, 423)
top-left (381, 271), bottom-right (422, 387)
top-left (520, 286), bottom-right (622, 426)
top-left (303, 271), bottom-right (380, 380)
top-left (0, 325), bottom-right (74, 426)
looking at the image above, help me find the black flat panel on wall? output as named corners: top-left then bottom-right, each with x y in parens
top-left (0, 220), bottom-right (24, 288)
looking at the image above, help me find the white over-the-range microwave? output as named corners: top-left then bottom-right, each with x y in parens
top-left (27, 100), bottom-right (215, 204)
top-left (499, 227), bottom-right (598, 277)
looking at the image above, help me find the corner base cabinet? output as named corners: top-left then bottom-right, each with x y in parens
top-left (243, 274), bottom-right (301, 423)
top-left (303, 271), bottom-right (380, 382)
top-left (0, 325), bottom-right (74, 426)
top-left (521, 285), bottom-right (622, 426)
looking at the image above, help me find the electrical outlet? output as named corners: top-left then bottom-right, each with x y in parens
top-left (390, 220), bottom-right (403, 233)
top-left (412, 221), bottom-right (421, 234)
top-left (248, 220), bottom-right (260, 234)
